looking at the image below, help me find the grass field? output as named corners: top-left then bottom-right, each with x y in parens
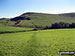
top-left (0, 26), bottom-right (33, 32)
top-left (0, 29), bottom-right (75, 56)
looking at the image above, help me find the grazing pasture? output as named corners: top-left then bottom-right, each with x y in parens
top-left (0, 26), bottom-right (33, 32)
top-left (0, 29), bottom-right (75, 56)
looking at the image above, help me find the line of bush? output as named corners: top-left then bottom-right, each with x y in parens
top-left (44, 22), bottom-right (75, 29)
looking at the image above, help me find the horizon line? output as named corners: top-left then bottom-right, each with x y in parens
top-left (0, 11), bottom-right (75, 18)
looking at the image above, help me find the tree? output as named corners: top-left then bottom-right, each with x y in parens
top-left (51, 22), bottom-right (71, 29)
top-left (70, 23), bottom-right (75, 28)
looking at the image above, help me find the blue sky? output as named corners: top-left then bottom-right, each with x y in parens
top-left (0, 0), bottom-right (75, 18)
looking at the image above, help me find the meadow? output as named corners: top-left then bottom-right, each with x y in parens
top-left (0, 26), bottom-right (33, 32)
top-left (0, 29), bottom-right (75, 56)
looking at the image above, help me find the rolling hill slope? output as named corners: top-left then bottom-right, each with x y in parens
top-left (1, 12), bottom-right (75, 28)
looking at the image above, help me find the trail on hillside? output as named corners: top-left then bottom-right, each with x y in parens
top-left (22, 31), bottom-right (41, 56)
top-left (26, 31), bottom-right (40, 56)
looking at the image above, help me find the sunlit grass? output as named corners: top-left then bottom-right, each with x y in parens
top-left (0, 29), bottom-right (75, 56)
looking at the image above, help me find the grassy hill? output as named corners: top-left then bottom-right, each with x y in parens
top-left (0, 12), bottom-right (75, 28)
top-left (0, 29), bottom-right (75, 56)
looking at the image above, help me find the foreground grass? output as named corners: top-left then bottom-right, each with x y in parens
top-left (0, 29), bottom-right (75, 56)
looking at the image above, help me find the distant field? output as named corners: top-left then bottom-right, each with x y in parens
top-left (0, 26), bottom-right (33, 32)
top-left (0, 29), bottom-right (75, 56)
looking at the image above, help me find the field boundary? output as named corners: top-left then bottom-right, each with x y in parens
top-left (0, 30), bottom-right (32, 34)
top-left (0, 29), bottom-right (39, 34)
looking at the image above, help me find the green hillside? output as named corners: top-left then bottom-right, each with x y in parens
top-left (0, 29), bottom-right (75, 56)
top-left (1, 12), bottom-right (75, 28)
